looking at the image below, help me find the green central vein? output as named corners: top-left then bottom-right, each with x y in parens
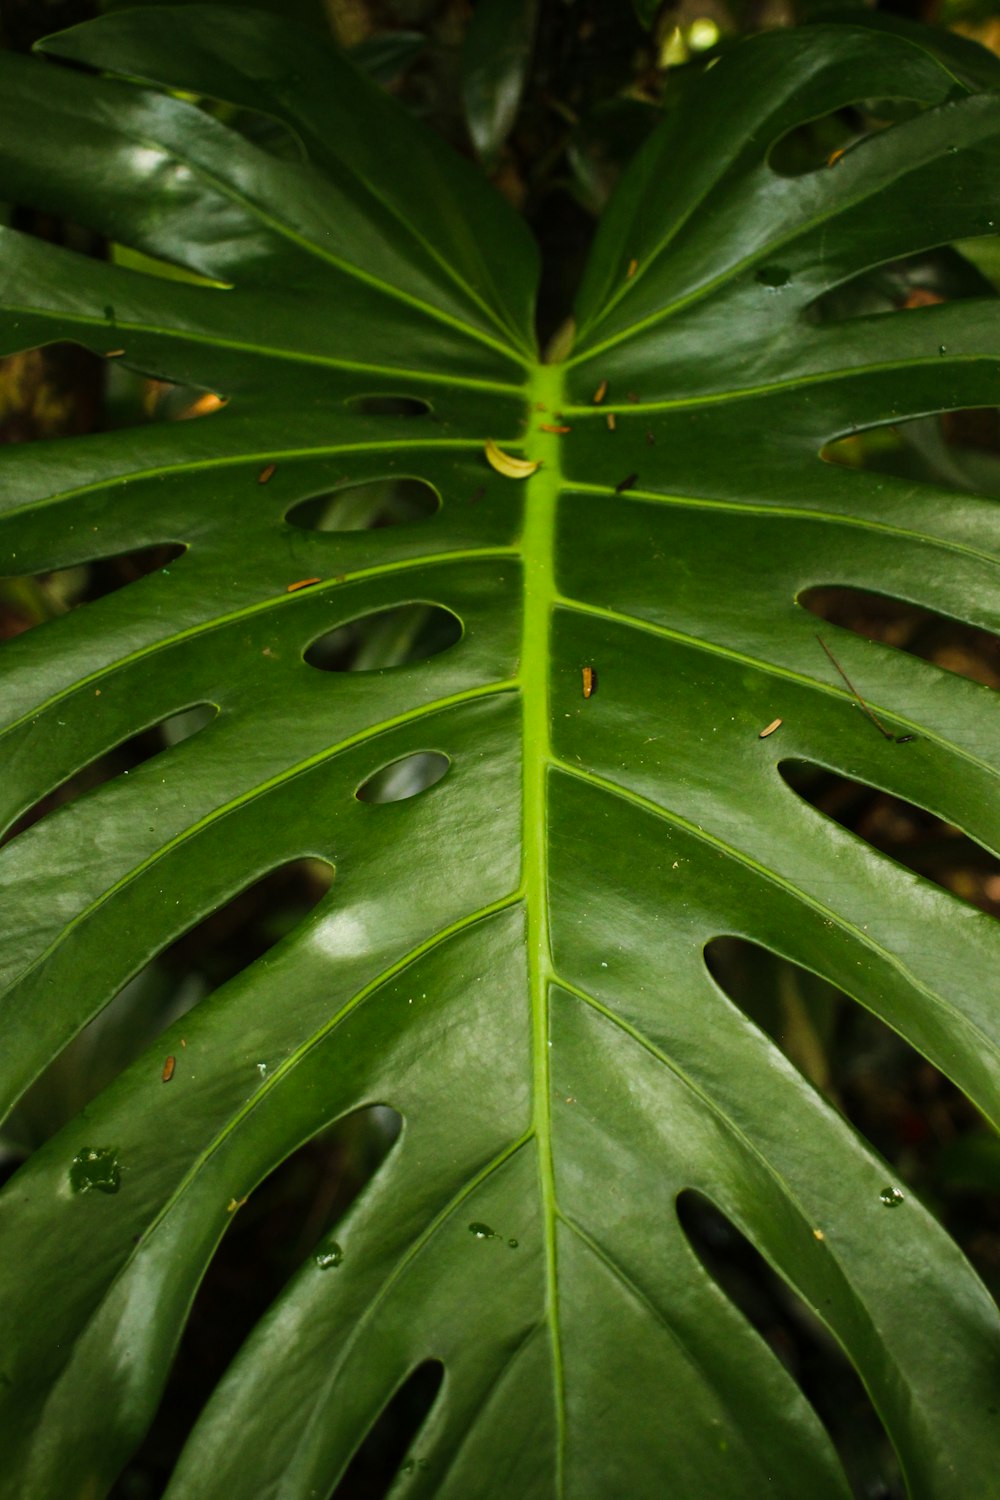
top-left (520, 360), bottom-right (566, 1489)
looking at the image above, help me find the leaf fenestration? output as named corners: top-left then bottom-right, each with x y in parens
top-left (0, 11), bottom-right (999, 1498)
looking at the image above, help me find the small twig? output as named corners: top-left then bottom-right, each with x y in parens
top-left (816, 635), bottom-right (916, 744)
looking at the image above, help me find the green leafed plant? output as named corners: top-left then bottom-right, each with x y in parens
top-left (1, 7), bottom-right (1000, 1496)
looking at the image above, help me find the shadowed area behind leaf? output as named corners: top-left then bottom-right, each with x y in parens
top-left (0, 855), bottom-right (333, 1157)
top-left (676, 1189), bottom-right (901, 1500)
top-left (286, 477), bottom-right (440, 533)
top-left (801, 585), bottom-right (1000, 688)
top-left (108, 1105), bottom-right (405, 1500)
top-left (328, 1359), bottom-right (443, 1500)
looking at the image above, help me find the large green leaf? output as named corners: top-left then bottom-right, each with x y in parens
top-left (1, 9), bottom-right (1000, 1496)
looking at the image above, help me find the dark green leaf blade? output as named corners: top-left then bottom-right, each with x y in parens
top-left (572, 25), bottom-right (983, 349)
top-left (36, 4), bottom-right (539, 357)
top-left (0, 14), bottom-right (999, 1500)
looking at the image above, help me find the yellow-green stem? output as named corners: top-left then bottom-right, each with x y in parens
top-left (520, 359), bottom-right (566, 1487)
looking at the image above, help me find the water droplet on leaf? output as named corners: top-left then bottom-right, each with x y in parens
top-left (879, 1186), bottom-right (905, 1208)
top-left (468, 1222), bottom-right (496, 1240)
top-left (315, 1242), bottom-right (343, 1268)
top-left (756, 265), bottom-right (791, 289)
top-left (508, 1238), bottom-right (519, 1249)
top-left (69, 1146), bottom-right (121, 1195)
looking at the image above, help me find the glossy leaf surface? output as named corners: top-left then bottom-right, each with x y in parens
top-left (461, 0), bottom-right (539, 164)
top-left (1, 10), bottom-right (1000, 1498)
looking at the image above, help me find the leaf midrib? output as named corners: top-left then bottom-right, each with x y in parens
top-left (522, 362), bottom-right (567, 1489)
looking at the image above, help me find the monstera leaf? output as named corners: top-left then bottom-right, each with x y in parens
top-left (1, 9), bottom-right (1000, 1496)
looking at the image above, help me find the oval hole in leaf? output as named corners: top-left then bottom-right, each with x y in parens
top-left (809, 245), bottom-right (993, 326)
top-left (767, 110), bottom-right (857, 176)
top-left (800, 586), bottom-right (1000, 689)
top-left (286, 477), bottom-right (440, 533)
top-left (777, 761), bottom-right (1000, 917)
top-left (1, 702), bottom-right (217, 847)
top-left (356, 752), bottom-right (450, 804)
top-left (820, 408), bottom-right (1000, 488)
top-left (0, 857), bottom-right (333, 1156)
top-left (767, 100), bottom-right (913, 178)
top-left (1, 542), bottom-right (185, 636)
top-left (81, 541), bottom-right (187, 599)
top-left (676, 1189), bottom-right (902, 1496)
top-left (107, 363), bottom-right (229, 425)
top-left (305, 604), bottom-right (462, 673)
top-left (101, 350), bottom-right (228, 426)
top-left (345, 394), bottom-right (431, 417)
top-left (113, 1106), bottom-right (403, 1495)
top-left (819, 421), bottom-right (923, 474)
top-left (328, 1359), bottom-right (444, 1500)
